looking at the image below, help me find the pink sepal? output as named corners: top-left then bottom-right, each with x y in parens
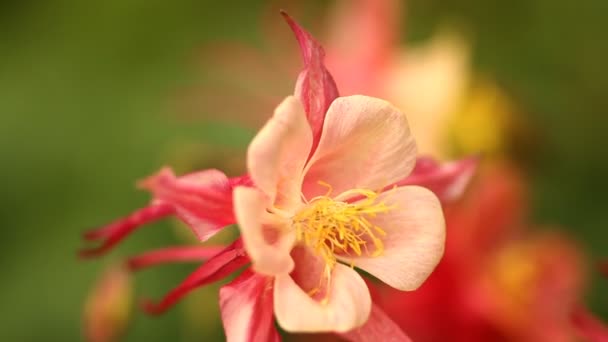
top-left (79, 204), bottom-right (174, 258)
top-left (396, 156), bottom-right (478, 202)
top-left (281, 11), bottom-right (339, 152)
top-left (126, 246), bottom-right (225, 271)
top-left (219, 269), bottom-right (280, 342)
top-left (340, 304), bottom-right (412, 342)
top-left (141, 239), bottom-right (249, 315)
top-left (141, 168), bottom-right (243, 241)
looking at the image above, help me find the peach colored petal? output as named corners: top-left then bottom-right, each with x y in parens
top-left (233, 186), bottom-right (295, 276)
top-left (339, 186), bottom-right (445, 291)
top-left (303, 95), bottom-right (416, 198)
top-left (274, 263), bottom-right (371, 333)
top-left (247, 95), bottom-right (312, 206)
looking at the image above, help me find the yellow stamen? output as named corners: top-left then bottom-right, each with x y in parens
top-left (292, 184), bottom-right (393, 271)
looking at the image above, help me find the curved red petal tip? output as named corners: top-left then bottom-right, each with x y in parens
top-left (140, 298), bottom-right (165, 316)
top-left (280, 10), bottom-right (325, 67)
top-left (82, 228), bottom-right (109, 240)
top-left (79, 204), bottom-right (174, 259)
top-left (136, 166), bottom-right (174, 191)
top-left (280, 10), bottom-right (339, 153)
top-left (78, 246), bottom-right (112, 259)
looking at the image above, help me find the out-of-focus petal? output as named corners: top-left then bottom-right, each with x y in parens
top-left (142, 239), bottom-right (249, 315)
top-left (326, 0), bottom-right (401, 96)
top-left (303, 95), bottom-right (416, 198)
top-left (140, 167), bottom-right (236, 241)
top-left (219, 269), bottom-right (279, 342)
top-left (476, 232), bottom-right (586, 342)
top-left (445, 162), bottom-right (527, 257)
top-left (234, 186), bottom-right (295, 276)
top-left (385, 31), bottom-right (470, 157)
top-left (281, 11), bottom-right (339, 150)
top-left (83, 265), bottom-right (132, 342)
top-left (394, 156), bottom-right (478, 202)
top-left (274, 263), bottom-right (371, 333)
top-left (340, 186), bottom-right (445, 291)
top-left (79, 203), bottom-right (174, 258)
top-left (246, 96), bottom-right (312, 205)
top-left (571, 307), bottom-right (608, 342)
top-left (340, 304), bottom-right (412, 342)
top-left (126, 246), bottom-right (224, 272)
top-left (600, 261), bottom-right (608, 278)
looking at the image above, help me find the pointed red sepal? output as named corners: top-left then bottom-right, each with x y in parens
top-left (126, 245), bottom-right (225, 272)
top-left (140, 167), bottom-right (240, 241)
top-left (340, 304), bottom-right (412, 342)
top-left (141, 239), bottom-right (249, 315)
top-left (395, 156), bottom-right (479, 202)
top-left (281, 11), bottom-right (339, 152)
top-left (219, 269), bottom-right (279, 342)
top-left (571, 306), bottom-right (608, 342)
top-left (79, 204), bottom-right (174, 258)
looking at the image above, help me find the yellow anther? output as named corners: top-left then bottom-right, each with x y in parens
top-left (292, 187), bottom-right (393, 270)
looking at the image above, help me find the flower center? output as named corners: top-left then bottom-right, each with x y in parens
top-left (292, 186), bottom-right (393, 270)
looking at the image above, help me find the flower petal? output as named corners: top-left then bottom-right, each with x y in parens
top-left (140, 167), bottom-right (237, 241)
top-left (384, 31), bottom-right (470, 157)
top-left (274, 263), bottom-right (371, 333)
top-left (394, 156), bottom-right (478, 202)
top-left (79, 203), bottom-right (174, 258)
top-left (282, 11), bottom-right (339, 150)
top-left (303, 95), bottom-right (416, 198)
top-left (340, 304), bottom-right (412, 342)
top-left (233, 186), bottom-right (296, 276)
top-left (326, 0), bottom-right (401, 96)
top-left (219, 269), bottom-right (280, 342)
top-left (571, 306), bottom-right (608, 342)
top-left (340, 186), bottom-right (445, 291)
top-left (142, 239), bottom-right (249, 315)
top-left (247, 95), bottom-right (312, 205)
top-left (126, 246), bottom-right (224, 272)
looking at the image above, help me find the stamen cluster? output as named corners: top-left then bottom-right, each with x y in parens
top-left (292, 188), bottom-right (392, 269)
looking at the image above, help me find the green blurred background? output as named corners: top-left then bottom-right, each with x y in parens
top-left (0, 0), bottom-right (606, 340)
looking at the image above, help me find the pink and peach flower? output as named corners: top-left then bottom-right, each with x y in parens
top-left (79, 12), bottom-right (477, 341)
top-left (235, 93), bottom-right (445, 332)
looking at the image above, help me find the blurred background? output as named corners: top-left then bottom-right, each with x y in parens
top-left (0, 0), bottom-right (606, 341)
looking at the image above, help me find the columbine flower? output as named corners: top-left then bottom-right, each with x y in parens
top-left (80, 12), bottom-right (476, 341)
top-left (230, 14), bottom-right (446, 333)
